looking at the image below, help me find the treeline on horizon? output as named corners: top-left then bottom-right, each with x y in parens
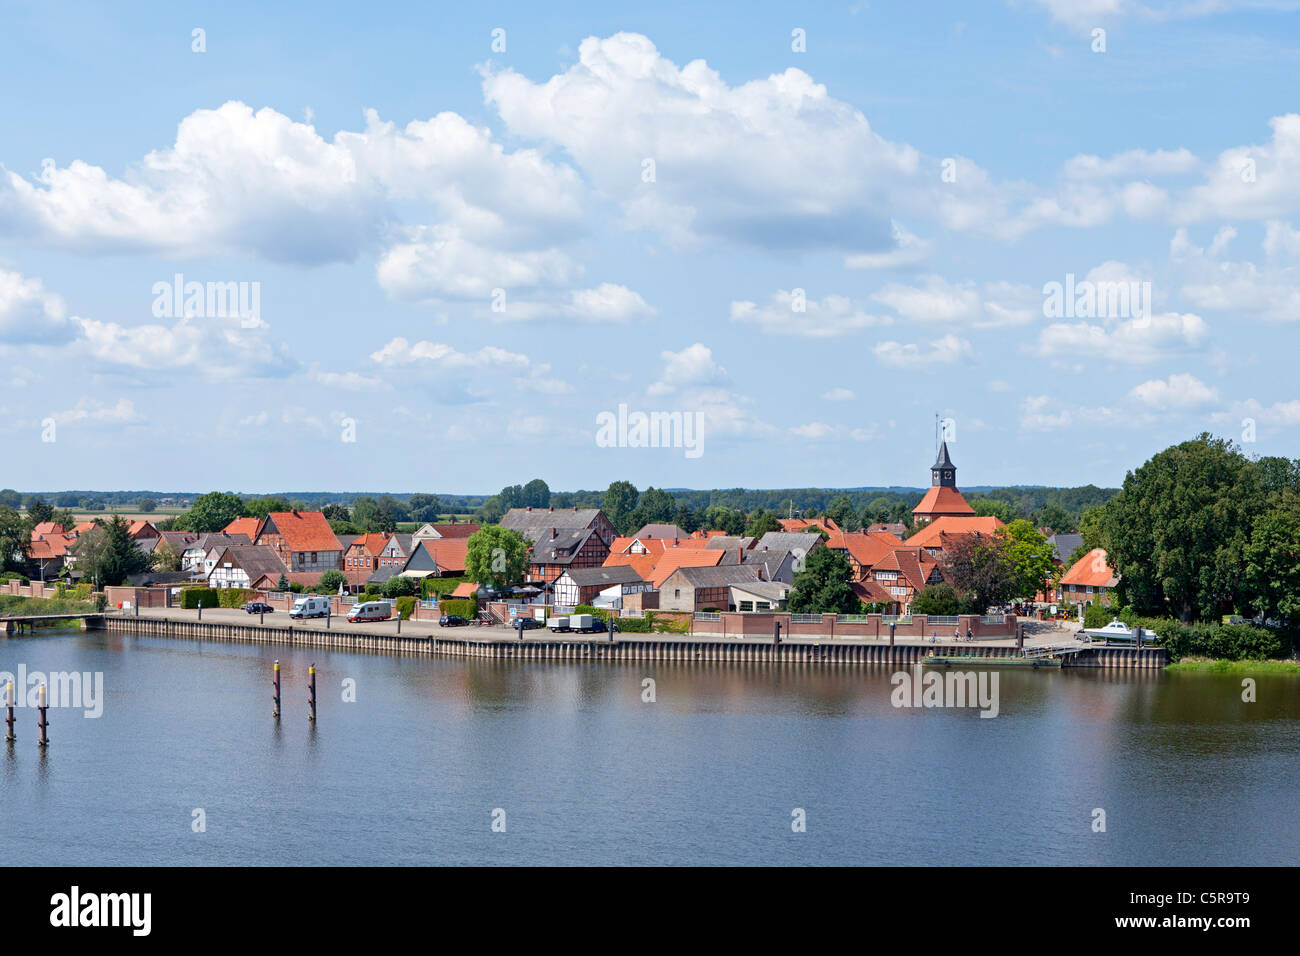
top-left (0, 484), bottom-right (1117, 527)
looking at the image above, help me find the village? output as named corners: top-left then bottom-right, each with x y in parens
top-left (7, 443), bottom-right (1116, 637)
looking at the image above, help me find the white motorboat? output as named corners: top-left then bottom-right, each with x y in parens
top-left (1079, 618), bottom-right (1154, 645)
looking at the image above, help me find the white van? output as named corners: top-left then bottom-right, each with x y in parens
top-left (290, 595), bottom-right (331, 619)
top-left (347, 601), bottom-right (392, 623)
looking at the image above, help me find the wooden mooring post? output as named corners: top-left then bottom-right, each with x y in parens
top-left (36, 683), bottom-right (48, 747)
top-left (307, 663), bottom-right (317, 722)
top-left (4, 680), bottom-right (14, 742)
top-left (273, 660), bottom-right (281, 719)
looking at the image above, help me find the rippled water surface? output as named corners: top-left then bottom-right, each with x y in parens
top-left (1, 630), bottom-right (1296, 865)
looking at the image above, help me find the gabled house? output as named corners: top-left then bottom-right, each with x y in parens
top-left (869, 547), bottom-right (944, 614)
top-left (399, 538), bottom-right (469, 578)
top-left (1060, 548), bottom-right (1119, 607)
top-left (630, 523), bottom-right (689, 540)
top-left (377, 533), bottom-right (415, 570)
top-left (499, 506), bottom-right (616, 583)
top-left (825, 530), bottom-right (905, 581)
top-left (754, 531), bottom-right (823, 557)
top-left (254, 511), bottom-right (342, 572)
top-left (729, 580), bottom-right (791, 611)
top-left (658, 565), bottom-right (763, 612)
top-left (343, 533), bottom-right (390, 573)
top-left (222, 516), bottom-right (263, 540)
top-left (127, 520), bottom-right (161, 542)
top-left (207, 545), bottom-right (288, 590)
top-left (182, 533), bottom-right (251, 573)
top-left (552, 565), bottom-right (650, 608)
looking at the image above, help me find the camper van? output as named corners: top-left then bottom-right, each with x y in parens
top-left (347, 601), bottom-right (392, 623)
top-left (289, 595), bottom-right (331, 619)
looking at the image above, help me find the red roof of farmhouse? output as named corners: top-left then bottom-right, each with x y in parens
top-left (1060, 548), bottom-right (1119, 588)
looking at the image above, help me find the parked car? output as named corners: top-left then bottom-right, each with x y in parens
top-left (512, 617), bottom-right (543, 631)
top-left (243, 602), bottom-right (274, 615)
top-left (347, 601), bottom-right (392, 623)
top-left (439, 615), bottom-right (470, 627)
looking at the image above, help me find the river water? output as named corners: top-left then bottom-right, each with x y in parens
top-left (1, 629), bottom-right (1296, 866)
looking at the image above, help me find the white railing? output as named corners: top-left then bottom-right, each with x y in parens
top-left (694, 612), bottom-right (721, 621)
top-left (790, 613), bottom-right (824, 623)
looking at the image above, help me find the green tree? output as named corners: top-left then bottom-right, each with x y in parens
top-left (475, 495), bottom-right (506, 525)
top-left (0, 489), bottom-right (21, 509)
top-left (179, 492), bottom-right (244, 532)
top-left (0, 505), bottom-right (26, 571)
top-left (941, 533), bottom-right (1014, 611)
top-left (672, 505), bottom-right (699, 534)
top-left (322, 503), bottom-right (351, 521)
top-left (1102, 434), bottom-right (1264, 621)
top-left (997, 519), bottom-right (1059, 600)
top-left (25, 498), bottom-right (54, 529)
top-left (465, 526), bottom-right (530, 590)
top-left (602, 481), bottom-right (639, 533)
top-left (745, 509), bottom-right (784, 539)
top-left (521, 479), bottom-right (551, 509)
top-left (75, 515), bottom-right (152, 587)
top-left (637, 487), bottom-right (676, 524)
top-left (138, 497), bottom-right (157, 513)
top-left (241, 497), bottom-right (291, 519)
top-left (381, 575), bottom-right (421, 598)
top-left (352, 496), bottom-right (396, 533)
top-left (823, 495), bottom-right (861, 531)
top-left (319, 570), bottom-right (347, 593)
top-left (407, 493), bottom-right (442, 522)
top-left (1244, 492), bottom-right (1300, 625)
top-left (276, 572), bottom-right (290, 591)
top-left (969, 497), bottom-right (1018, 524)
top-left (1034, 502), bottom-right (1075, 533)
top-left (787, 548), bottom-right (859, 614)
top-left (911, 582), bottom-right (971, 616)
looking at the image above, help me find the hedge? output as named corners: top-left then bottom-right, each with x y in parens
top-left (613, 615), bottom-right (651, 633)
top-left (422, 576), bottom-right (472, 599)
top-left (218, 588), bottom-right (258, 609)
top-left (395, 596), bottom-right (416, 620)
top-left (1115, 610), bottom-right (1291, 662)
top-left (439, 598), bottom-right (477, 618)
top-left (179, 587), bottom-right (219, 609)
top-left (574, 604), bottom-right (610, 621)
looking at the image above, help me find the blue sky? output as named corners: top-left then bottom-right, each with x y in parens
top-left (2, 0), bottom-right (1298, 494)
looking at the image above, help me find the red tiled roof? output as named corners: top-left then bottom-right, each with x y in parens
top-left (905, 516), bottom-right (1004, 548)
top-left (850, 579), bottom-right (895, 605)
top-left (450, 581), bottom-right (478, 598)
top-left (30, 522), bottom-right (66, 539)
top-left (779, 517), bottom-right (841, 534)
top-left (874, 547), bottom-right (941, 592)
top-left (826, 530), bottom-right (904, 568)
top-left (259, 511), bottom-right (340, 553)
top-left (346, 533), bottom-right (390, 557)
top-left (1060, 548), bottom-right (1119, 588)
top-left (422, 538), bottom-right (470, 574)
top-left (223, 517), bottom-right (262, 539)
top-left (912, 485), bottom-right (976, 518)
top-left (649, 548), bottom-right (724, 588)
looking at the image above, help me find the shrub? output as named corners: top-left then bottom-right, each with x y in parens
top-left (0, 572), bottom-right (27, 584)
top-left (381, 575), bottom-right (421, 599)
top-left (422, 576), bottom-right (471, 599)
top-left (395, 596), bottom-right (416, 620)
top-left (1084, 603), bottom-right (1115, 629)
top-left (614, 615), bottom-right (651, 633)
top-left (217, 588), bottom-right (257, 608)
top-left (318, 570), bottom-right (347, 593)
top-left (439, 598), bottom-right (477, 618)
top-left (179, 587), bottom-right (219, 609)
top-left (575, 604), bottom-right (611, 622)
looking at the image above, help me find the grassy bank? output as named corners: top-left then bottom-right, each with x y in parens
top-left (1165, 657), bottom-right (1300, 675)
top-left (0, 594), bottom-right (97, 617)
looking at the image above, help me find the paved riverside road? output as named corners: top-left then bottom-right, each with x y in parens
top-left (118, 606), bottom-right (1090, 651)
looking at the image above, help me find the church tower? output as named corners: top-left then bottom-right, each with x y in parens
top-left (913, 440), bottom-right (975, 527)
top-left (932, 441), bottom-right (957, 488)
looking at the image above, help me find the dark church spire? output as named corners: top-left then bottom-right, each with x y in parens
top-left (931, 441), bottom-right (957, 487)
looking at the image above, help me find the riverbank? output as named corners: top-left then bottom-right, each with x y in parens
top-left (99, 612), bottom-right (1168, 668)
top-left (1165, 657), bottom-right (1300, 675)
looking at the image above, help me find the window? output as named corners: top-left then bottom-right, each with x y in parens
top-left (739, 601), bottom-right (753, 611)
top-left (674, 589), bottom-right (680, 598)
top-left (311, 552), bottom-right (317, 563)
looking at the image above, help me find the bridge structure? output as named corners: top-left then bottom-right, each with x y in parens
top-left (0, 613), bottom-right (109, 635)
